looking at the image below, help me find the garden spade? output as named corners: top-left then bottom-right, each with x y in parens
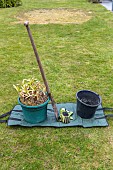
top-left (24, 21), bottom-right (58, 120)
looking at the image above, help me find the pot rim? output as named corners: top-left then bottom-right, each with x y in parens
top-left (76, 89), bottom-right (101, 107)
top-left (18, 97), bottom-right (50, 108)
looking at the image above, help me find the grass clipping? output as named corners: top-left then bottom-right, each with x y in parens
top-left (16, 8), bottom-right (92, 24)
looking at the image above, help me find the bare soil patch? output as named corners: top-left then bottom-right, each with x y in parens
top-left (15, 8), bottom-right (92, 24)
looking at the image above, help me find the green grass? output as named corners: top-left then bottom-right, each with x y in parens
top-left (1, 0), bottom-right (113, 169)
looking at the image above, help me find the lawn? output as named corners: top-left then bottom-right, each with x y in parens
top-left (1, 0), bottom-right (113, 169)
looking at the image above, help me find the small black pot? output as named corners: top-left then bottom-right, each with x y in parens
top-left (76, 90), bottom-right (101, 119)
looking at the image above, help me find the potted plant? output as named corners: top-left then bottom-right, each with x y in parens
top-left (13, 78), bottom-right (49, 123)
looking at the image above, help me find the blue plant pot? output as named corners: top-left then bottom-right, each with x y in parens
top-left (18, 97), bottom-right (50, 123)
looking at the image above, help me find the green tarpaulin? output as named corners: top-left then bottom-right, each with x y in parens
top-left (7, 103), bottom-right (108, 128)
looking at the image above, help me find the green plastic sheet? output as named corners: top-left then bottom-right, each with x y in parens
top-left (7, 103), bottom-right (108, 128)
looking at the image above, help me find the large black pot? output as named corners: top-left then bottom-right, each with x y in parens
top-left (76, 90), bottom-right (101, 119)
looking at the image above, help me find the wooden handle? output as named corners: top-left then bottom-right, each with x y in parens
top-left (24, 21), bottom-right (58, 120)
top-left (24, 21), bottom-right (29, 26)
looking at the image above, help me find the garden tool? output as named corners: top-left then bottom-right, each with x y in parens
top-left (59, 108), bottom-right (73, 124)
top-left (24, 21), bottom-right (58, 120)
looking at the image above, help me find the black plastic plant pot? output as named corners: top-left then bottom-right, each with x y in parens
top-left (76, 90), bottom-right (101, 119)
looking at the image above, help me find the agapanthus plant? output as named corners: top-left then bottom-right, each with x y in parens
top-left (13, 78), bottom-right (48, 106)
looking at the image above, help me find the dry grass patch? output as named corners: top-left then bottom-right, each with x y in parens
top-left (15, 8), bottom-right (92, 24)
